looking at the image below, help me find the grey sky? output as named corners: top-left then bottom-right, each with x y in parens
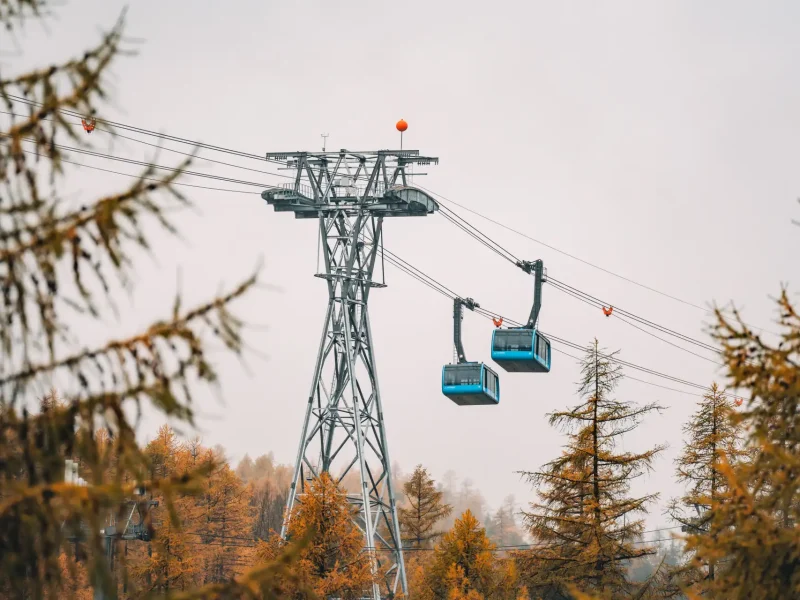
top-left (4, 0), bottom-right (799, 527)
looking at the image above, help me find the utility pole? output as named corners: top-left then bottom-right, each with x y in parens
top-left (262, 148), bottom-right (439, 599)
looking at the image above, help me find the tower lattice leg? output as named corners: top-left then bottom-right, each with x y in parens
top-left (281, 212), bottom-right (407, 599)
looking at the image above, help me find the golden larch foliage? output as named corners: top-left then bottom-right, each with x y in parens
top-left (399, 464), bottom-right (453, 549)
top-left (516, 339), bottom-right (666, 599)
top-left (666, 382), bottom-right (749, 590)
top-left (681, 289), bottom-right (800, 598)
top-left (0, 2), bottom-right (308, 597)
top-left (258, 471), bottom-right (374, 598)
top-left (416, 509), bottom-right (520, 600)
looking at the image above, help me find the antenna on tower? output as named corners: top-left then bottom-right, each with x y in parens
top-left (396, 119), bottom-right (407, 150)
top-left (321, 133), bottom-right (329, 152)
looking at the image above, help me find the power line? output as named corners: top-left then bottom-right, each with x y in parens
top-left (423, 185), bottom-right (779, 337)
top-left (419, 183), bottom-right (708, 308)
top-left (18, 148), bottom-right (263, 195)
top-left (432, 189), bottom-right (728, 364)
top-left (376, 244), bottom-right (736, 400)
top-left (550, 346), bottom-right (721, 397)
top-left (547, 277), bottom-right (720, 354)
top-left (3, 96), bottom-right (775, 346)
top-left (0, 108), bottom-right (302, 183)
top-left (153, 525), bottom-right (685, 553)
top-left (547, 280), bottom-right (722, 365)
top-left (2, 133), bottom-right (276, 190)
top-left (4, 95), bottom-right (266, 162)
top-left (3, 105), bottom-right (740, 399)
top-left (430, 192), bottom-right (730, 365)
top-left (26, 133), bottom-right (743, 368)
top-left (13, 150), bottom-right (734, 398)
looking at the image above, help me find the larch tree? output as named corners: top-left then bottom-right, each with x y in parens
top-left (415, 509), bottom-right (521, 600)
top-left (667, 382), bottom-right (748, 587)
top-left (58, 552), bottom-right (94, 600)
top-left (259, 471), bottom-right (374, 599)
top-left (132, 426), bottom-right (202, 592)
top-left (517, 339), bottom-right (666, 599)
top-left (683, 289), bottom-right (800, 598)
top-left (249, 480), bottom-right (288, 541)
top-left (236, 452), bottom-right (290, 542)
top-left (198, 457), bottom-right (255, 584)
top-left (0, 2), bottom-right (305, 598)
top-left (398, 464), bottom-right (453, 549)
top-left (485, 495), bottom-right (525, 551)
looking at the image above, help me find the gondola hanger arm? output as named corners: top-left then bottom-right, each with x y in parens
top-left (513, 259), bottom-right (545, 329)
top-left (453, 297), bottom-right (480, 363)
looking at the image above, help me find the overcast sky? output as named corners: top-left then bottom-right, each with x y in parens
top-left (3, 0), bottom-right (799, 528)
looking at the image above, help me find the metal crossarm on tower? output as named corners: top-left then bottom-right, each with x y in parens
top-left (261, 149), bottom-right (439, 599)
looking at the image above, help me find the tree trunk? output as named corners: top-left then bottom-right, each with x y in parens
top-left (593, 341), bottom-right (602, 587)
top-left (709, 397), bottom-right (717, 581)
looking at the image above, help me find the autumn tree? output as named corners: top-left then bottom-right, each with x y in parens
top-left (413, 509), bottom-right (521, 600)
top-left (131, 426), bottom-right (203, 593)
top-left (399, 464), bottom-right (453, 549)
top-left (58, 552), bottom-right (93, 600)
top-left (666, 382), bottom-right (748, 587)
top-left (250, 481), bottom-right (289, 541)
top-left (435, 472), bottom-right (489, 534)
top-left (197, 452), bottom-right (255, 584)
top-left (485, 495), bottom-right (525, 551)
top-left (259, 471), bottom-right (375, 598)
top-left (0, 2), bottom-right (304, 598)
top-left (236, 453), bottom-right (293, 541)
top-left (682, 290), bottom-right (800, 598)
top-left (516, 339), bottom-right (666, 599)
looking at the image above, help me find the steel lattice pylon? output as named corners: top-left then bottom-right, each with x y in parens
top-left (261, 149), bottom-right (439, 599)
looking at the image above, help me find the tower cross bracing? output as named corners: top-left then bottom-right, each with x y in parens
top-left (261, 149), bottom-right (439, 599)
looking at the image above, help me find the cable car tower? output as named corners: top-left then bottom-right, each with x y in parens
top-left (262, 148), bottom-right (439, 599)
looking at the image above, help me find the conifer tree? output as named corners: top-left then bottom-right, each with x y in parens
top-left (135, 426), bottom-right (203, 592)
top-left (683, 289), bottom-right (800, 598)
top-left (259, 471), bottom-right (375, 598)
top-left (517, 339), bottom-right (666, 599)
top-left (398, 464), bottom-right (453, 549)
top-left (0, 3), bottom-right (305, 598)
top-left (198, 457), bottom-right (255, 584)
top-left (414, 509), bottom-right (521, 600)
top-left (485, 495), bottom-right (525, 550)
top-left (667, 382), bottom-right (748, 585)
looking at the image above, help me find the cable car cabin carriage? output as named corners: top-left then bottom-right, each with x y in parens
top-left (442, 297), bottom-right (500, 406)
top-left (491, 259), bottom-right (552, 373)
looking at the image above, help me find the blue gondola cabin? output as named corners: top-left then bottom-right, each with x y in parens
top-left (442, 362), bottom-right (500, 406)
top-left (491, 328), bottom-right (551, 373)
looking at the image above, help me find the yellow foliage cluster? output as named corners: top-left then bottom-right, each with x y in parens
top-left (409, 509), bottom-right (522, 600)
top-left (258, 472), bottom-right (375, 599)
